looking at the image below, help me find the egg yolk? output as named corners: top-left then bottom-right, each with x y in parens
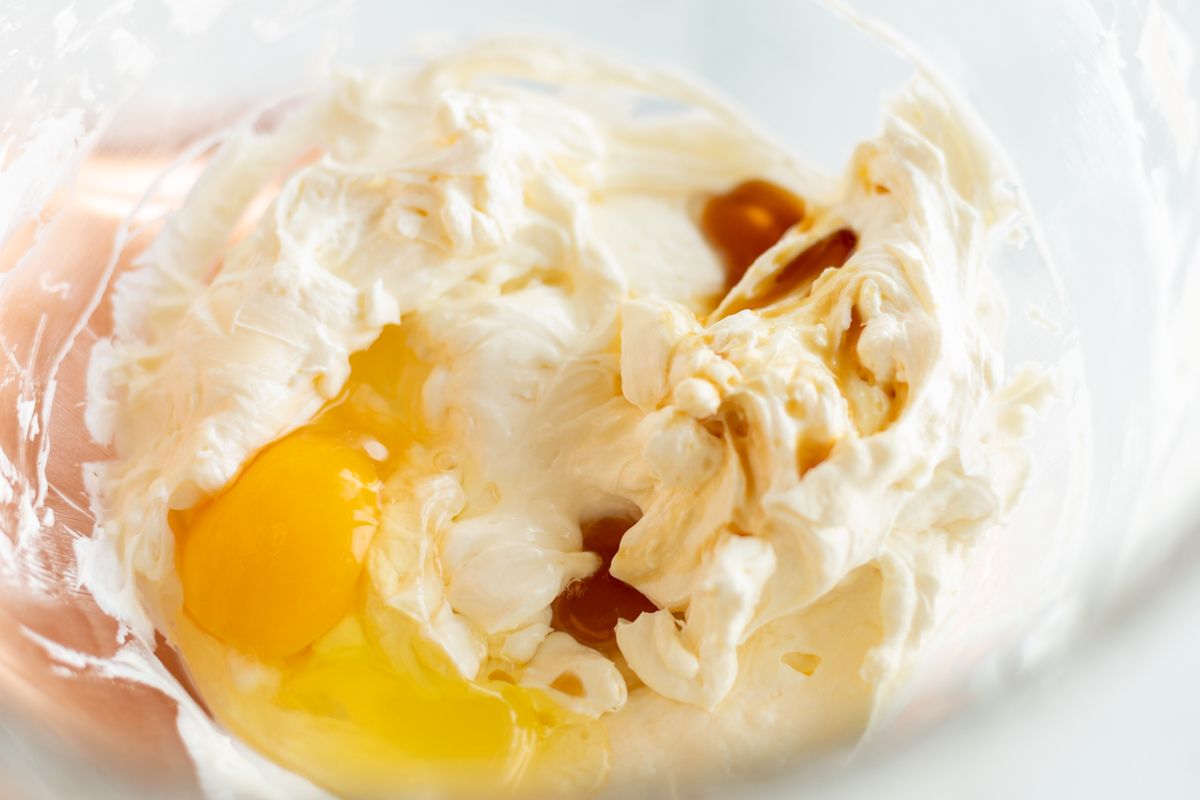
top-left (180, 432), bottom-right (380, 660)
top-left (172, 324), bottom-right (606, 796)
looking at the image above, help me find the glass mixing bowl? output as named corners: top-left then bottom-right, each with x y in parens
top-left (1, 1), bottom-right (1197, 797)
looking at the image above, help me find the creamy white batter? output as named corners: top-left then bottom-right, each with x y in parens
top-left (84, 36), bottom-right (1049, 793)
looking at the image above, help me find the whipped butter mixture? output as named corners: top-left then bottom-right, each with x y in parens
top-left (86, 37), bottom-right (1048, 796)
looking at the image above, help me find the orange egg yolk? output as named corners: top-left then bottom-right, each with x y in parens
top-left (180, 432), bottom-right (380, 660)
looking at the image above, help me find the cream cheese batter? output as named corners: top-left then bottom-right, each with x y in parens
top-left (85, 35), bottom-right (1049, 795)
